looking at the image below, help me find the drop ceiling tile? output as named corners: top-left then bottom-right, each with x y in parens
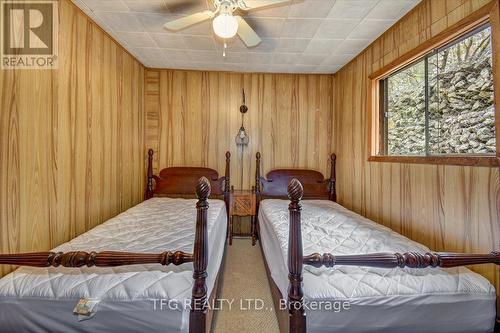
top-left (214, 38), bottom-right (246, 51)
top-left (138, 13), bottom-right (193, 33)
top-left (188, 50), bottom-right (222, 62)
top-left (246, 64), bottom-right (275, 73)
top-left (164, 0), bottom-right (210, 13)
top-left (335, 39), bottom-right (371, 54)
top-left (315, 19), bottom-right (361, 39)
top-left (288, 0), bottom-right (335, 18)
top-left (132, 47), bottom-right (167, 61)
top-left (328, 0), bottom-right (378, 19)
top-left (299, 53), bottom-right (328, 65)
top-left (223, 63), bottom-right (251, 72)
top-left (96, 12), bottom-right (145, 32)
top-left (245, 3), bottom-right (291, 18)
top-left (249, 38), bottom-right (280, 52)
top-left (321, 54), bottom-right (355, 65)
top-left (348, 19), bottom-right (394, 39)
top-left (190, 62), bottom-right (245, 72)
top-left (315, 65), bottom-right (342, 73)
top-left (184, 36), bottom-right (216, 50)
top-left (304, 39), bottom-right (342, 54)
top-left (245, 38), bottom-right (279, 52)
top-left (293, 65), bottom-right (318, 73)
top-left (273, 53), bottom-right (302, 65)
top-left (275, 39), bottom-right (310, 52)
top-left (224, 52), bottom-right (249, 64)
top-left (151, 33), bottom-right (187, 49)
top-left (281, 19), bottom-right (321, 38)
top-left (216, 37), bottom-right (279, 53)
top-left (242, 18), bottom-right (285, 38)
top-left (246, 52), bottom-right (274, 64)
top-left (366, 0), bottom-right (418, 20)
top-left (266, 64), bottom-right (293, 73)
top-left (124, 0), bottom-right (169, 14)
top-left (119, 32), bottom-right (156, 48)
top-left (145, 59), bottom-right (168, 68)
top-left (162, 49), bottom-right (192, 61)
top-left (83, 0), bottom-right (129, 12)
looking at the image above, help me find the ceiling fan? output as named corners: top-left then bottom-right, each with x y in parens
top-left (164, 0), bottom-right (291, 48)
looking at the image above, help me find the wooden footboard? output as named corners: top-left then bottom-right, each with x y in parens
top-left (286, 178), bottom-right (500, 333)
top-left (0, 176), bottom-right (216, 333)
top-left (0, 250), bottom-right (194, 267)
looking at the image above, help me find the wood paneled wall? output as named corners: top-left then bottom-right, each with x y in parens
top-left (0, 0), bottom-right (144, 275)
top-left (145, 69), bottom-right (334, 190)
top-left (334, 0), bottom-right (499, 291)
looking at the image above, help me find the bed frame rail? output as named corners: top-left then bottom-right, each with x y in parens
top-left (286, 178), bottom-right (500, 333)
top-left (304, 251), bottom-right (500, 269)
top-left (0, 177), bottom-right (213, 333)
top-left (0, 250), bottom-right (193, 267)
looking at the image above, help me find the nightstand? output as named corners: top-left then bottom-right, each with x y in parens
top-left (228, 187), bottom-right (257, 246)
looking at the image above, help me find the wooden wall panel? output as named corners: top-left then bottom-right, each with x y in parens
top-left (0, 0), bottom-right (144, 275)
top-left (334, 0), bottom-right (500, 292)
top-left (145, 70), bottom-right (334, 191)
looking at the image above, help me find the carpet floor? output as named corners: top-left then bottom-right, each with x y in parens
top-left (212, 238), bottom-right (280, 333)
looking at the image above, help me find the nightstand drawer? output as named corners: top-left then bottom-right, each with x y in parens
top-left (229, 191), bottom-right (256, 216)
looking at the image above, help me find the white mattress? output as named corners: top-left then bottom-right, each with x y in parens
top-left (258, 199), bottom-right (496, 333)
top-left (0, 197), bottom-right (227, 333)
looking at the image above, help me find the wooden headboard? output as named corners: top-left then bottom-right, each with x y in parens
top-left (145, 149), bottom-right (231, 199)
top-left (255, 152), bottom-right (336, 201)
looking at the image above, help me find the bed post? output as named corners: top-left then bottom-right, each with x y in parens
top-left (224, 151), bottom-right (231, 217)
top-left (328, 153), bottom-right (337, 202)
top-left (255, 152), bottom-right (261, 194)
top-left (145, 149), bottom-right (154, 200)
top-left (287, 178), bottom-right (306, 333)
top-left (189, 177), bottom-right (210, 333)
top-left (255, 152), bottom-right (262, 220)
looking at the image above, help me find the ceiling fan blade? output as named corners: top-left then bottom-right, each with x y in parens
top-left (239, 0), bottom-right (290, 10)
top-left (164, 10), bottom-right (214, 31)
top-left (235, 16), bottom-right (261, 47)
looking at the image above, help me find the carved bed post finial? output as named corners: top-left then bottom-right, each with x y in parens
top-left (224, 151), bottom-right (231, 193)
top-left (145, 149), bottom-right (154, 200)
top-left (329, 153), bottom-right (337, 202)
top-left (224, 151), bottom-right (231, 218)
top-left (287, 178), bottom-right (306, 333)
top-left (255, 152), bottom-right (261, 194)
top-left (190, 177), bottom-right (211, 333)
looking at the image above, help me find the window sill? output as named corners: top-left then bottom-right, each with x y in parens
top-left (368, 155), bottom-right (500, 167)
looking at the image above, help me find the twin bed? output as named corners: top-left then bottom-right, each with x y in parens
top-left (254, 152), bottom-right (499, 333)
top-left (0, 149), bottom-right (498, 332)
top-left (0, 150), bottom-right (231, 333)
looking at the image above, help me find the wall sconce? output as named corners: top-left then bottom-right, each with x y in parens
top-left (235, 89), bottom-right (249, 146)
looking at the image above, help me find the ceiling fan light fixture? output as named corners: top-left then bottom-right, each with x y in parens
top-left (212, 13), bottom-right (238, 39)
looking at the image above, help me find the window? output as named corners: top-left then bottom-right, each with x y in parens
top-left (368, 7), bottom-right (500, 167)
top-left (381, 24), bottom-right (495, 156)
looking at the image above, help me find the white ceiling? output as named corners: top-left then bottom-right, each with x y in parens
top-left (72, 0), bottom-right (420, 74)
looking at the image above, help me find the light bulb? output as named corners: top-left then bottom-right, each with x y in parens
top-left (212, 13), bottom-right (238, 39)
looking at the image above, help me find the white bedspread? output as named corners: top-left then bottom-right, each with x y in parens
top-left (0, 197), bottom-right (227, 333)
top-left (259, 199), bottom-right (496, 333)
